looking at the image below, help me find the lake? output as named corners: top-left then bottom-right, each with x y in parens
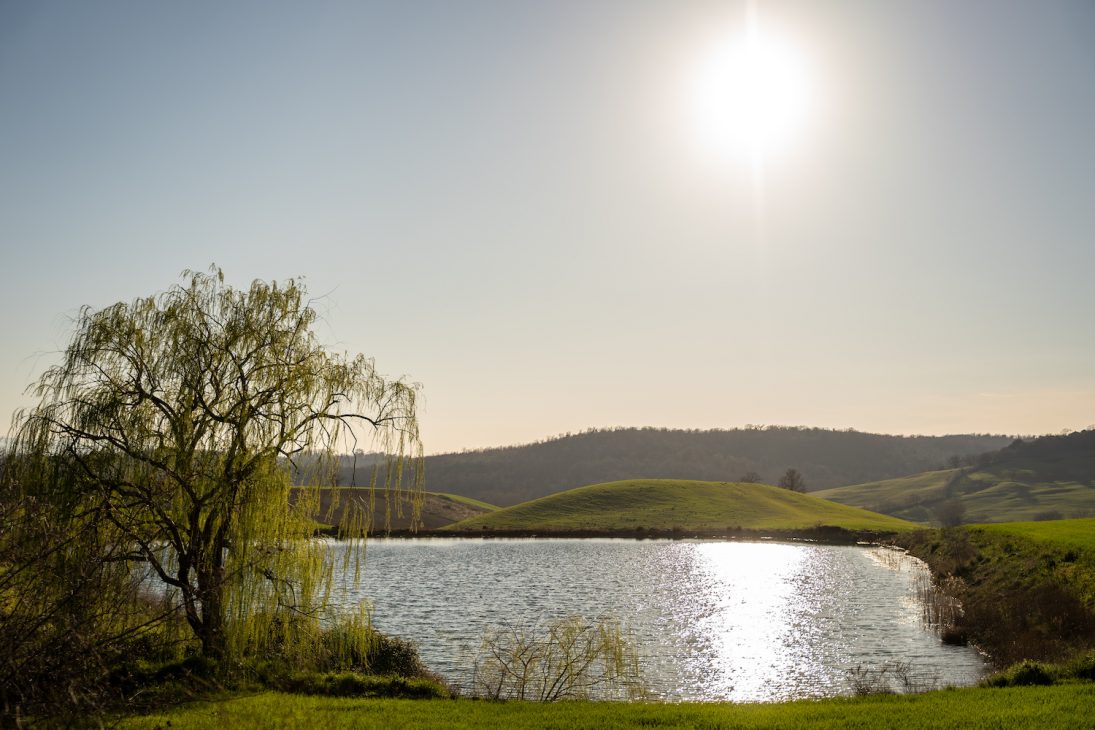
top-left (333, 538), bottom-right (986, 701)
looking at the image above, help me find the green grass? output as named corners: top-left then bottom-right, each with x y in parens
top-left (116, 685), bottom-right (1095, 729)
top-left (975, 517), bottom-right (1095, 553)
top-left (443, 479), bottom-right (916, 533)
top-left (968, 518), bottom-right (1095, 610)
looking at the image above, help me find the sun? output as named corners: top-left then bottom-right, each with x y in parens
top-left (691, 14), bottom-right (811, 163)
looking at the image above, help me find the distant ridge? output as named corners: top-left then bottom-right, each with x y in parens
top-left (331, 426), bottom-right (1010, 506)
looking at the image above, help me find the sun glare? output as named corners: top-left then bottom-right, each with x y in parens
top-left (692, 13), bottom-right (811, 163)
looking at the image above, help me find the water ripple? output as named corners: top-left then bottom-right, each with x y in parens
top-left (332, 539), bottom-right (986, 701)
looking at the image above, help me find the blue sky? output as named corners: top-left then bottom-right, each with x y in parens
top-left (2, 0), bottom-right (1094, 453)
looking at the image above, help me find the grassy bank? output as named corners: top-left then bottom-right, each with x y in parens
top-left (115, 685), bottom-right (1095, 729)
top-left (445, 479), bottom-right (916, 534)
top-left (975, 518), bottom-right (1095, 612)
top-left (896, 518), bottom-right (1095, 665)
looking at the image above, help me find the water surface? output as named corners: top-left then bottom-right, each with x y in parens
top-left (334, 538), bottom-right (985, 701)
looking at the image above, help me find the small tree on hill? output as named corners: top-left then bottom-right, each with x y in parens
top-left (6, 267), bottom-right (422, 661)
top-left (932, 498), bottom-right (966, 528)
top-left (778, 468), bottom-right (806, 492)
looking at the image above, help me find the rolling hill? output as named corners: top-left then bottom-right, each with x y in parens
top-left (292, 488), bottom-right (497, 531)
top-left (324, 427), bottom-right (1011, 506)
top-left (815, 430), bottom-right (1095, 524)
top-left (443, 479), bottom-right (916, 534)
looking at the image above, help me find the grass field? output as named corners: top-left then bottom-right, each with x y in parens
top-left (444, 479), bottom-right (916, 533)
top-left (116, 685), bottom-right (1095, 729)
top-left (975, 517), bottom-right (1095, 553)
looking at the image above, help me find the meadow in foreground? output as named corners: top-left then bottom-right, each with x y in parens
top-left (117, 685), bottom-right (1095, 730)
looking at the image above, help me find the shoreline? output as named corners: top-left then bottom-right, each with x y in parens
top-left (320, 524), bottom-right (899, 545)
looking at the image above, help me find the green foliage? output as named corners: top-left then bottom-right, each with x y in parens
top-left (0, 478), bottom-right (194, 717)
top-left (445, 479), bottom-right (916, 533)
top-left (1066, 650), bottom-right (1095, 681)
top-left (982, 661), bottom-right (1056, 687)
top-left (116, 685), bottom-right (1095, 730)
top-left (272, 672), bottom-right (448, 699)
top-left (1, 268), bottom-right (422, 718)
top-left (104, 622), bottom-right (443, 715)
top-left (979, 652), bottom-right (1095, 688)
top-left (305, 617), bottom-right (429, 677)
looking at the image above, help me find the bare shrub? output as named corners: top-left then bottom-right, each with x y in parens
top-left (778, 468), bottom-right (806, 492)
top-left (931, 499), bottom-right (966, 527)
top-left (870, 546), bottom-right (906, 570)
top-left (846, 661), bottom-right (938, 695)
top-left (918, 573), bottom-right (966, 640)
top-left (472, 616), bottom-right (645, 701)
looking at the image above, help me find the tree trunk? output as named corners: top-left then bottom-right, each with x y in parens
top-left (196, 567), bottom-right (226, 660)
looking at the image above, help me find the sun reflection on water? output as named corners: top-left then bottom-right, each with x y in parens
top-left (334, 539), bottom-right (986, 701)
top-left (678, 542), bottom-right (821, 700)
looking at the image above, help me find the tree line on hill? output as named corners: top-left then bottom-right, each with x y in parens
top-left (320, 426), bottom-right (1012, 506)
top-left (982, 429), bottom-right (1095, 475)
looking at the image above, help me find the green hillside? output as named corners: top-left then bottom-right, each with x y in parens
top-left (816, 431), bottom-right (1095, 525)
top-left (444, 479), bottom-right (916, 533)
top-left (814, 470), bottom-right (960, 523)
top-left (292, 488), bottom-right (497, 531)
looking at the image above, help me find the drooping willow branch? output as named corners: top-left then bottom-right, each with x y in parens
top-left (6, 266), bottom-right (423, 661)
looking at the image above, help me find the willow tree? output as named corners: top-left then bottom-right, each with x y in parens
top-left (8, 268), bottom-right (422, 660)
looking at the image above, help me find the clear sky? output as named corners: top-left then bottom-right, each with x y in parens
top-left (2, 0), bottom-right (1094, 454)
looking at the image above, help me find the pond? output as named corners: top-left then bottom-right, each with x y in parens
top-left (333, 538), bottom-right (986, 701)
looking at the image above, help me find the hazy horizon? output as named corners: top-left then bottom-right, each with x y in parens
top-left (3, 1), bottom-right (1094, 454)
